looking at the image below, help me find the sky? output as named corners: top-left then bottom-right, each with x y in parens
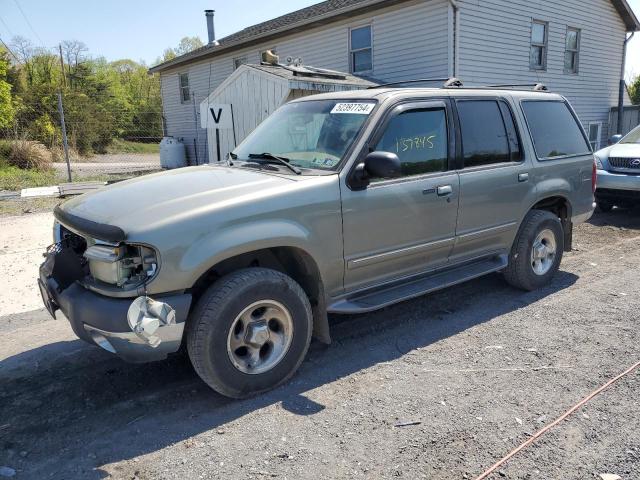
top-left (0, 0), bottom-right (638, 79)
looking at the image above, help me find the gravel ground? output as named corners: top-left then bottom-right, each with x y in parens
top-left (0, 208), bottom-right (639, 480)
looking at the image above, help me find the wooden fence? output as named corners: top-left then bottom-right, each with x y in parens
top-left (609, 105), bottom-right (640, 136)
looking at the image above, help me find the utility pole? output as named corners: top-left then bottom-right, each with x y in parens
top-left (57, 92), bottom-right (72, 183)
top-left (58, 44), bottom-right (66, 88)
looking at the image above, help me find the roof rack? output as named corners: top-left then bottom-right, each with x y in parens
top-left (367, 77), bottom-right (463, 89)
top-left (484, 83), bottom-right (548, 92)
top-left (366, 78), bottom-right (549, 92)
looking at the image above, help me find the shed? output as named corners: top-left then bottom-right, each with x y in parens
top-left (199, 63), bottom-right (375, 163)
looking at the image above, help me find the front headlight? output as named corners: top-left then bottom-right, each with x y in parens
top-left (84, 243), bottom-right (157, 288)
top-left (594, 154), bottom-right (604, 170)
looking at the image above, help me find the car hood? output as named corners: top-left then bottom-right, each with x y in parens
top-left (597, 143), bottom-right (640, 158)
top-left (58, 165), bottom-right (302, 237)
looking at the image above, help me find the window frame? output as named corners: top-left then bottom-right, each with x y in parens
top-left (588, 121), bottom-right (602, 150)
top-left (564, 27), bottom-right (581, 74)
top-left (349, 24), bottom-right (373, 74)
top-left (178, 72), bottom-right (190, 104)
top-left (519, 99), bottom-right (593, 161)
top-left (453, 98), bottom-right (525, 170)
top-left (530, 20), bottom-right (549, 71)
top-left (233, 56), bottom-right (248, 70)
top-left (348, 98), bottom-right (455, 188)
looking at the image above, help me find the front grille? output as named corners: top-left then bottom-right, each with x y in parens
top-left (609, 157), bottom-right (640, 170)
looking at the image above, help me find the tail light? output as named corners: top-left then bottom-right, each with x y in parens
top-left (592, 158), bottom-right (597, 194)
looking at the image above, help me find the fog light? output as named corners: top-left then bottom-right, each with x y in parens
top-left (127, 297), bottom-right (176, 348)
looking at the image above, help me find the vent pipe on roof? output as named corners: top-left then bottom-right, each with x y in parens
top-left (205, 10), bottom-right (219, 46)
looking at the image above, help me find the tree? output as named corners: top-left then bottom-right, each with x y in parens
top-left (629, 75), bottom-right (640, 105)
top-left (61, 40), bottom-right (88, 89)
top-left (0, 48), bottom-right (15, 129)
top-left (158, 36), bottom-right (204, 63)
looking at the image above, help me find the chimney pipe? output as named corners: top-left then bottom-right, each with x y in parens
top-left (205, 10), bottom-right (219, 46)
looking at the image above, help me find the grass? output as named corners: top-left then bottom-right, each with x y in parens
top-left (0, 162), bottom-right (57, 191)
top-left (105, 139), bottom-right (160, 154)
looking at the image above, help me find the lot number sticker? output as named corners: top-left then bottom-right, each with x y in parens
top-left (331, 103), bottom-right (375, 114)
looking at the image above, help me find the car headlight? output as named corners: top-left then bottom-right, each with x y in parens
top-left (84, 243), bottom-right (157, 288)
top-left (594, 154), bottom-right (604, 170)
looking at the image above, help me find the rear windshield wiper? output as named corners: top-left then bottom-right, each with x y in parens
top-left (247, 153), bottom-right (302, 175)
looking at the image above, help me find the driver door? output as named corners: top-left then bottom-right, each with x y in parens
top-left (340, 100), bottom-right (460, 292)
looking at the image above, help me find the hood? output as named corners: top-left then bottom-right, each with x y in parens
top-left (606, 142), bottom-right (640, 158)
top-left (59, 165), bottom-right (301, 237)
top-left (596, 142), bottom-right (640, 158)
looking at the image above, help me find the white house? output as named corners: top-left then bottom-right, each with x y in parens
top-left (149, 0), bottom-right (640, 165)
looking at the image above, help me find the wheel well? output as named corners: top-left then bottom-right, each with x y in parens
top-left (190, 247), bottom-right (331, 343)
top-left (531, 196), bottom-right (573, 251)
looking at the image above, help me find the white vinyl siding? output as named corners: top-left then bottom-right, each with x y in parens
top-left (457, 0), bottom-right (629, 147)
top-left (160, 0), bottom-right (450, 163)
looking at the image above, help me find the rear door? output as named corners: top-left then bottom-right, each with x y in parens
top-left (449, 98), bottom-right (537, 263)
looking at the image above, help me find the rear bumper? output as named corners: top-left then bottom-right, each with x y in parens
top-left (39, 270), bottom-right (191, 363)
top-left (596, 169), bottom-right (640, 192)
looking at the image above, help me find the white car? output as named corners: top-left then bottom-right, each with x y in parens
top-left (594, 124), bottom-right (640, 212)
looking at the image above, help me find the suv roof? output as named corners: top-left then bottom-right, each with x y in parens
top-left (294, 87), bottom-right (565, 103)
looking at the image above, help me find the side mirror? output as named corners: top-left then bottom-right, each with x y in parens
top-left (349, 151), bottom-right (402, 190)
top-left (608, 134), bottom-right (623, 145)
top-left (364, 151), bottom-right (402, 178)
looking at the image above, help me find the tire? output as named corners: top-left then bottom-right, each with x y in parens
top-left (187, 268), bottom-right (312, 398)
top-left (597, 200), bottom-right (614, 213)
top-left (503, 210), bottom-right (564, 291)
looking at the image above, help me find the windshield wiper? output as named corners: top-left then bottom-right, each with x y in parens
top-left (247, 153), bottom-right (302, 175)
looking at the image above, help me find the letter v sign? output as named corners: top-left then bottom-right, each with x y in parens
top-left (210, 107), bottom-right (223, 124)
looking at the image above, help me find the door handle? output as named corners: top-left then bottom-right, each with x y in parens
top-left (518, 173), bottom-right (529, 182)
top-left (437, 185), bottom-right (453, 196)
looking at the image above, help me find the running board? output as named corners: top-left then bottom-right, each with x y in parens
top-left (328, 254), bottom-right (508, 314)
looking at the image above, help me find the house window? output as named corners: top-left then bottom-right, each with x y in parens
top-left (564, 27), bottom-right (581, 74)
top-left (233, 56), bottom-right (247, 70)
top-left (179, 73), bottom-right (190, 103)
top-left (530, 20), bottom-right (548, 70)
top-left (350, 25), bottom-right (372, 73)
top-left (588, 122), bottom-right (602, 150)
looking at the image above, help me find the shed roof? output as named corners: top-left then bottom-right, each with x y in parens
top-left (149, 0), bottom-right (640, 74)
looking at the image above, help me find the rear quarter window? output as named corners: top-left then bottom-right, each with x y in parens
top-left (521, 100), bottom-right (590, 159)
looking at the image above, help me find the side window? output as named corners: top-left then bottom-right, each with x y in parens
top-left (179, 73), bottom-right (190, 103)
top-left (373, 108), bottom-right (448, 178)
top-left (498, 102), bottom-right (523, 162)
top-left (564, 27), bottom-right (581, 74)
top-left (530, 20), bottom-right (548, 70)
top-left (457, 100), bottom-right (513, 167)
top-left (350, 25), bottom-right (373, 73)
top-left (522, 101), bottom-right (591, 159)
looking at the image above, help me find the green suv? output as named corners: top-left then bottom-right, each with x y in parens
top-left (39, 84), bottom-right (596, 398)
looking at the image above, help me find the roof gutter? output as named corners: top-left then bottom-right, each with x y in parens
top-left (149, 0), bottom-right (411, 74)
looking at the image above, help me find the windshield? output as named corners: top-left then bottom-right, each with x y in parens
top-left (233, 99), bottom-right (376, 170)
top-left (620, 125), bottom-right (640, 144)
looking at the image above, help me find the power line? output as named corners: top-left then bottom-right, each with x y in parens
top-left (13, 0), bottom-right (46, 48)
top-left (0, 14), bottom-right (14, 38)
top-left (0, 35), bottom-right (20, 62)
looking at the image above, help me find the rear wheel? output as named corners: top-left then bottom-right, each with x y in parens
top-left (187, 268), bottom-right (312, 398)
top-left (503, 210), bottom-right (564, 291)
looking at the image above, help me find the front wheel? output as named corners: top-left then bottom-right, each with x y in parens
top-left (503, 210), bottom-right (564, 291)
top-left (187, 268), bottom-right (313, 398)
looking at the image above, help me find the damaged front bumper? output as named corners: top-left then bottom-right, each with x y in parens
top-left (39, 243), bottom-right (191, 363)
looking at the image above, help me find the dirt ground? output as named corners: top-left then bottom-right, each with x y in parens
top-left (0, 207), bottom-right (639, 480)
